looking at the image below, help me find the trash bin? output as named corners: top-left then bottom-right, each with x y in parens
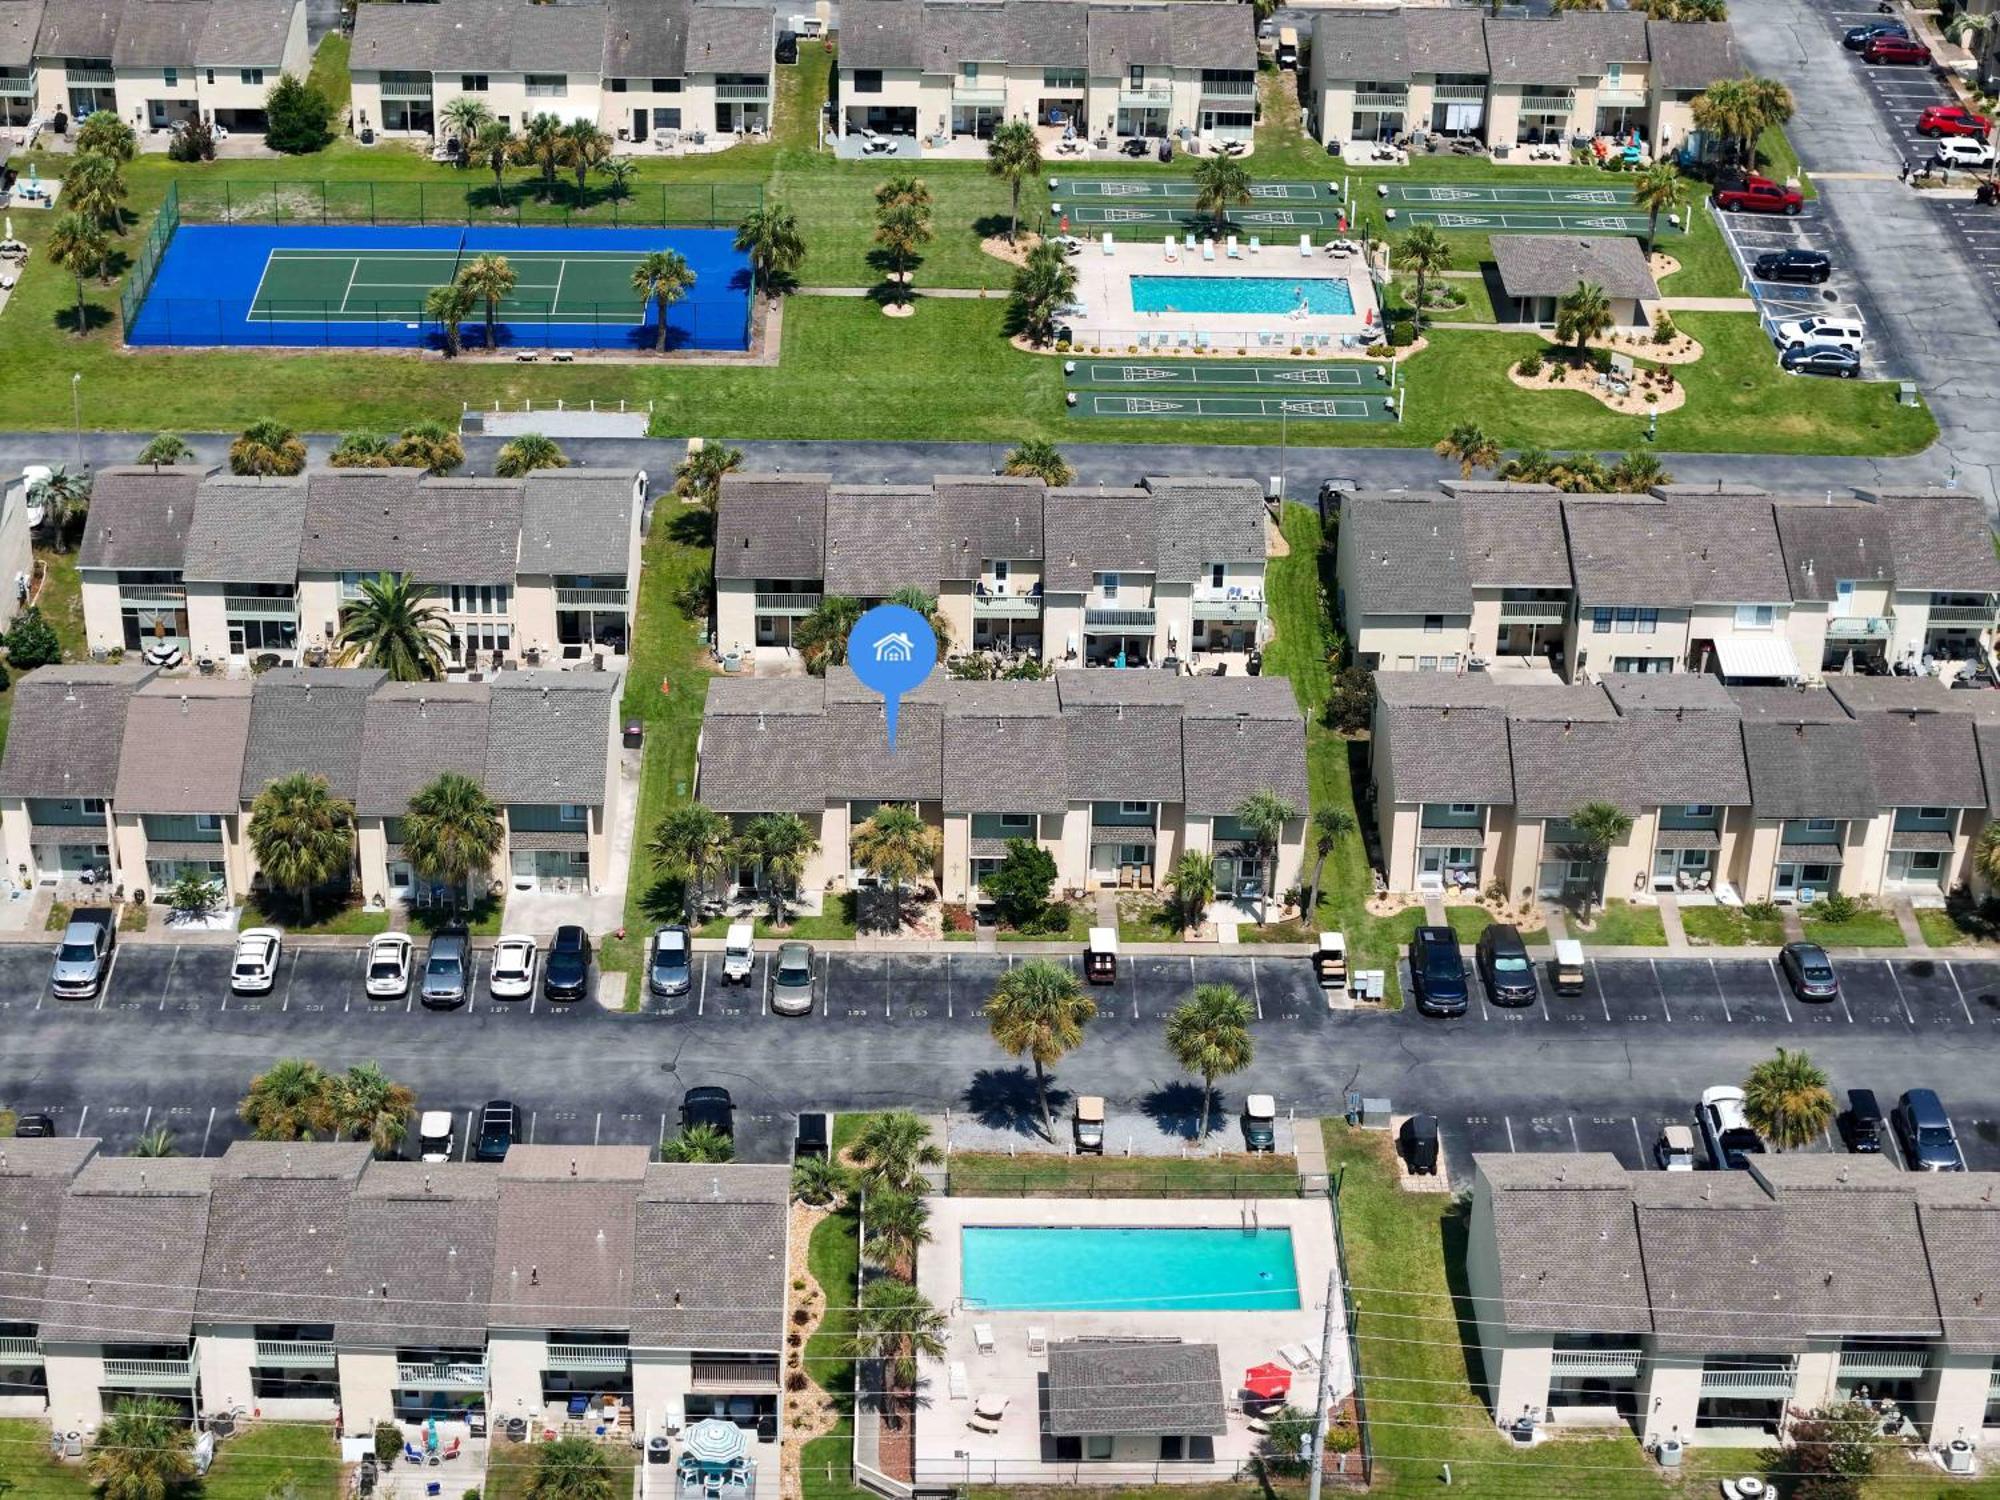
top-left (1345, 1089), bottom-right (1363, 1127)
top-left (622, 719), bottom-right (644, 749)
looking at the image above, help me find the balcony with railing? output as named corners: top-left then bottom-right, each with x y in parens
top-left (546, 1343), bottom-right (630, 1371)
top-left (1498, 598), bottom-right (1567, 624)
top-left (398, 1360), bottom-right (489, 1388)
top-left (1118, 84), bottom-right (1173, 106)
top-left (1826, 614), bottom-right (1892, 639)
top-left (0, 1335), bottom-right (42, 1365)
top-left (1433, 82), bottom-right (1486, 102)
top-left (66, 63), bottom-right (115, 84)
top-left (1989, 1364), bottom-right (2000, 1397)
top-left (556, 586), bottom-right (628, 608)
top-left (255, 1339), bottom-right (336, 1370)
top-left (524, 81), bottom-right (569, 98)
top-left (1595, 84), bottom-right (1647, 105)
top-left (1927, 604), bottom-right (1995, 627)
top-left (974, 592), bottom-right (1040, 619)
top-left (378, 73), bottom-right (432, 99)
top-left (716, 81), bottom-right (770, 101)
top-left (225, 593), bottom-right (297, 618)
top-left (0, 72), bottom-right (35, 97)
top-left (690, 1357), bottom-right (780, 1391)
top-left (120, 583), bottom-right (186, 603)
top-left (103, 1357), bottom-right (196, 1386)
top-left (1550, 1348), bottom-right (1642, 1380)
top-left (1519, 90), bottom-right (1577, 114)
top-left (754, 591), bottom-right (821, 615)
top-left (1193, 587), bottom-right (1265, 622)
top-left (1836, 1349), bottom-right (1929, 1381)
top-left (952, 82), bottom-right (1006, 105)
top-left (1084, 606), bottom-right (1156, 631)
top-left (1199, 79), bottom-right (1256, 99)
top-left (1354, 91), bottom-right (1409, 112)
top-left (1698, 1365), bottom-right (1795, 1398)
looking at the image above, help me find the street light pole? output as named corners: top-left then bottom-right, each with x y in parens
top-left (70, 373), bottom-right (83, 470)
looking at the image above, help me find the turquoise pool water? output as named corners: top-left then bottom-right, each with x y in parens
top-left (960, 1226), bottom-right (1300, 1311)
top-left (1130, 275), bottom-right (1356, 317)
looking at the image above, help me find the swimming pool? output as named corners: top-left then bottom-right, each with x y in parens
top-left (1130, 275), bottom-right (1356, 317)
top-left (960, 1226), bottom-right (1300, 1311)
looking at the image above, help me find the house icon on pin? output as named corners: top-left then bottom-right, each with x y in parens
top-left (873, 631), bottom-right (916, 663)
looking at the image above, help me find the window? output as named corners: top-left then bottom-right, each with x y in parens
top-left (1449, 804), bottom-right (1478, 816)
top-left (460, 74), bottom-right (488, 92)
top-left (195, 814), bottom-right (222, 832)
top-left (610, 77), bottom-right (627, 92)
top-left (163, 67), bottom-right (178, 85)
top-left (1615, 607), bottom-right (1637, 634)
top-left (1128, 64), bottom-right (1145, 89)
top-left (240, 67), bottom-right (263, 85)
top-left (654, 77), bottom-right (679, 92)
top-left (1639, 609), bottom-right (1658, 634)
top-left (1918, 806), bottom-right (1947, 820)
top-left (1806, 818), bottom-right (1837, 832)
top-left (1685, 804), bottom-right (1715, 817)
top-left (852, 69), bottom-right (882, 94)
top-left (993, 560), bottom-right (1009, 587)
top-left (961, 61), bottom-right (978, 81)
top-left (1440, 654), bottom-right (1459, 672)
top-left (204, 68), bottom-right (214, 83)
top-left (1211, 563), bottom-right (1225, 589)
top-left (1044, 68), bottom-right (1085, 89)
top-left (1734, 604), bottom-right (1775, 629)
top-left (652, 106), bottom-right (681, 128)
top-left (1603, 61), bottom-right (1622, 87)
top-left (1085, 1436), bottom-right (1114, 1461)
top-left (1417, 655), bottom-right (1438, 671)
top-left (1119, 801), bottom-right (1151, 816)
top-left (559, 804), bottom-right (587, 825)
top-left (1099, 572), bottom-right (1119, 598)
top-left (524, 73), bottom-right (566, 97)
top-left (1422, 614), bottom-right (1443, 634)
top-left (1593, 608), bottom-right (1613, 634)
top-left (999, 813), bottom-right (1034, 831)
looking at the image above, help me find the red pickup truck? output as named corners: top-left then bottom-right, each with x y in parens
top-left (1711, 175), bottom-right (1804, 215)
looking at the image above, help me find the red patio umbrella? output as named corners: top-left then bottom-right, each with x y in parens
top-left (1243, 1363), bottom-right (1292, 1402)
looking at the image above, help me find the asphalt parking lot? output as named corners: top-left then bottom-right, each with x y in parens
top-left (1935, 196), bottom-right (2000, 308)
top-left (1714, 201), bottom-right (1905, 378)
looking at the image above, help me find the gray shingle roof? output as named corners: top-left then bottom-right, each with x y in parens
top-left (239, 668), bottom-right (387, 804)
top-left (484, 674), bottom-right (615, 806)
top-left (1168, 2), bottom-right (1250, 69)
top-left (112, 0), bottom-right (207, 66)
top-left (605, 0), bottom-right (687, 75)
top-left (838, 0), bottom-right (921, 68)
top-left (941, 680), bottom-right (1066, 813)
top-left (1981, 723), bottom-right (2000, 815)
top-left (408, 479), bottom-right (525, 584)
top-left (684, 0), bottom-right (771, 73)
top-left (1740, 718), bottom-right (1878, 820)
top-left (1475, 1154), bottom-right (1650, 1336)
top-left (1183, 714), bottom-right (1308, 816)
top-left (1459, 494), bottom-right (1570, 590)
top-left (1492, 234), bottom-right (1658, 304)
top-left (1914, 1176), bottom-right (2000, 1351)
top-left (823, 487), bottom-right (941, 597)
top-left (77, 466), bottom-right (207, 572)
top-left (1046, 1342), bottom-right (1227, 1437)
top-left (630, 1164), bottom-right (788, 1351)
top-left (197, 0), bottom-right (293, 64)
top-left (519, 470), bottom-right (638, 577)
top-left (831, 698), bottom-right (944, 800)
top-left (1483, 15), bottom-right (1599, 83)
top-left (697, 680), bottom-right (828, 812)
top-left (113, 680), bottom-right (254, 815)
top-left (1509, 716), bottom-right (1638, 818)
top-left (1599, 672), bottom-right (1738, 716)
top-left (35, 0), bottom-right (123, 56)
top-left (1087, 4), bottom-right (1168, 71)
top-left (1309, 9), bottom-right (1405, 82)
top-left (0, 1140), bottom-right (98, 1327)
top-left (0, 0), bottom-right (44, 67)
top-left (195, 1141), bottom-right (371, 1325)
top-left (0, 664), bottom-right (154, 801)
top-left (349, 0), bottom-right (443, 70)
top-left (1850, 707), bottom-right (1986, 808)
top-left (1044, 489), bottom-right (1157, 591)
top-left (1670, 494), bottom-right (1790, 603)
top-left (1403, 7), bottom-right (1488, 75)
top-left (925, 0), bottom-right (1086, 70)
top-left (1632, 711), bottom-right (1752, 807)
top-left (1824, 676), bottom-right (1986, 717)
top-left (1379, 704), bottom-right (1512, 806)
top-left (1563, 499), bottom-right (1688, 608)
top-left (40, 1156), bottom-right (214, 1342)
top-left (1877, 493), bottom-right (2000, 594)
top-left (490, 1160), bottom-right (642, 1330)
top-left (715, 473), bottom-right (828, 581)
top-left (181, 474), bottom-right (307, 585)
top-left (355, 684), bottom-right (491, 817)
top-left (1065, 703), bottom-right (1183, 803)
top-left (297, 468), bottom-right (426, 574)
top-left (1771, 501), bottom-right (1893, 602)
top-left (1148, 477), bottom-right (1265, 581)
top-left (339, 1163), bottom-right (500, 1348)
top-left (1645, 19), bottom-right (1738, 90)
top-left (938, 475), bottom-right (1044, 580)
top-left (1730, 685), bottom-right (1854, 724)
top-left (1342, 493), bottom-right (1471, 616)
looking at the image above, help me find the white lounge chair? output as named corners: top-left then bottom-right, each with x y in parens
top-left (1226, 236), bottom-right (1240, 259)
top-left (1195, 331), bottom-right (1211, 350)
top-left (968, 1394), bottom-right (1009, 1434)
top-left (1249, 236), bottom-right (1261, 255)
top-left (1299, 234), bottom-right (1313, 258)
top-left (974, 1323), bottom-right (996, 1355)
top-left (1101, 232), bottom-right (1113, 255)
top-left (1202, 238), bottom-right (1216, 261)
top-left (1279, 1341), bottom-right (1318, 1372)
top-left (1027, 1326), bottom-right (1047, 1354)
top-left (1184, 231), bottom-right (1196, 249)
top-left (1163, 236), bottom-right (1177, 263)
top-left (949, 1361), bottom-right (971, 1399)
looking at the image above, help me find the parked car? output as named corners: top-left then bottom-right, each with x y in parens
top-left (417, 1109), bottom-right (455, 1163)
top-left (1894, 1088), bottom-right (1966, 1170)
top-left (680, 1085), bottom-right (735, 1138)
top-left (794, 1112), bottom-right (830, 1161)
top-left (543, 924), bottom-right (592, 1002)
top-left (1752, 248), bottom-right (1832, 284)
top-left (1655, 1123), bottom-right (1697, 1172)
top-left (1844, 19), bottom-right (1907, 48)
top-left (1782, 344), bottom-right (1863, 378)
top-left (229, 927), bottom-right (283, 995)
top-left (420, 927), bottom-right (471, 1009)
top-left (1863, 33), bottom-right (1930, 63)
top-left (488, 934), bottom-right (538, 1000)
top-left (1243, 1093), bottom-right (1277, 1152)
top-left (364, 933), bottom-right (413, 999)
top-left (648, 926), bottom-right (692, 998)
top-left (1475, 923), bottom-right (1538, 1007)
top-left (1780, 941), bottom-right (1840, 1000)
top-left (1771, 315), bottom-right (1863, 351)
top-left (1842, 1088), bottom-right (1885, 1153)
top-left (770, 940), bottom-right (815, 1016)
top-left (1934, 138), bottom-right (1996, 169)
top-left (774, 29), bottom-right (799, 63)
top-left (1409, 926), bottom-right (1469, 1017)
top-left (1698, 1085), bottom-right (1767, 1169)
top-left (475, 1099), bottom-right (519, 1163)
top-left (1920, 104), bottom-right (1992, 139)
top-left (49, 907), bottom-right (114, 1000)
top-left (722, 922), bottom-right (755, 984)
top-left (12, 1114), bottom-right (56, 1137)
top-left (1712, 175), bottom-right (1804, 214)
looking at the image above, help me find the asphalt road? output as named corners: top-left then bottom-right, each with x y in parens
top-left (8, 943), bottom-right (2000, 1182)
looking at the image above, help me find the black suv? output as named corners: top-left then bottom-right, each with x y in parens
top-left (1475, 923), bottom-right (1538, 1007)
top-left (1753, 249), bottom-right (1832, 285)
top-left (1409, 926), bottom-right (1469, 1017)
top-left (475, 1100), bottom-right (519, 1163)
top-left (681, 1086), bottom-right (735, 1138)
top-left (1842, 1088), bottom-right (1884, 1153)
top-left (543, 925), bottom-right (593, 1002)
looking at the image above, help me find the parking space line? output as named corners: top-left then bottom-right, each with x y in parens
top-left (348, 946), bottom-right (361, 1010)
top-left (95, 948), bottom-right (120, 1009)
top-left (462, 1107), bottom-right (475, 1161)
top-left (1650, 959), bottom-right (1676, 1022)
top-left (528, 1110), bottom-right (538, 1143)
top-left (1569, 1117), bottom-right (1580, 1150)
top-left (1588, 960), bottom-right (1612, 1023)
top-left (1503, 1116), bottom-right (1516, 1151)
top-left (1631, 1117), bottom-right (1645, 1160)
top-left (658, 1113), bottom-right (667, 1149)
top-left (1250, 959), bottom-right (1262, 1020)
top-left (466, 956), bottom-right (479, 1014)
top-left (282, 950), bottom-right (298, 1011)
top-left (1839, 986), bottom-right (1853, 1025)
top-left (158, 948), bottom-right (178, 1011)
top-left (884, 956), bottom-right (892, 1020)
top-left (945, 955), bottom-right (953, 1019)
top-left (200, 1106), bottom-right (216, 1156)
top-left (698, 955), bottom-right (708, 1015)
top-left (592, 1111), bottom-right (602, 1145)
top-left (1885, 960), bottom-right (1920, 1025)
top-left (73, 1105), bottom-right (88, 1136)
top-left (1946, 961), bottom-right (1975, 1024)
top-left (140, 1105), bottom-right (152, 1135)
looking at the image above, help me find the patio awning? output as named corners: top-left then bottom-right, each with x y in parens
top-left (144, 841), bottom-right (227, 862)
top-left (29, 825), bottom-right (109, 848)
top-left (1776, 842), bottom-right (1843, 866)
top-left (1889, 829), bottom-right (1956, 853)
top-left (1243, 1362), bottom-right (1292, 1402)
top-left (681, 1418), bottom-right (746, 1467)
top-left (1711, 634), bottom-right (1802, 683)
top-left (510, 829), bottom-right (589, 852)
top-left (1090, 824), bottom-right (1156, 847)
top-left (1417, 826), bottom-right (1480, 847)
top-left (1652, 828), bottom-right (1720, 851)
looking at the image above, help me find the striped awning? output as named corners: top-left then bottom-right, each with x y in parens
top-left (1652, 829), bottom-right (1720, 852)
top-left (29, 825), bottom-right (109, 848)
top-left (1417, 827), bottom-right (1479, 847)
top-left (510, 829), bottom-right (589, 852)
top-left (1889, 830), bottom-right (1955, 853)
top-left (1777, 843), bottom-right (1843, 866)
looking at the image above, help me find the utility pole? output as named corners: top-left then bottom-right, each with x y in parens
top-left (1306, 1269), bottom-right (1339, 1500)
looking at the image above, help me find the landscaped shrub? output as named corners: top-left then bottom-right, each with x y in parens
top-left (1652, 311), bottom-right (1677, 345)
top-left (1364, 342), bottom-right (1392, 358)
top-left (1742, 901), bottom-right (1781, 924)
top-left (1590, 347), bottom-right (1615, 374)
top-left (1516, 350), bottom-right (1544, 377)
top-left (1388, 321), bottom-right (1416, 348)
top-left (1813, 891), bottom-right (1860, 924)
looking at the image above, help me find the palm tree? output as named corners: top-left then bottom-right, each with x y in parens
top-left (1554, 280), bottom-right (1614, 359)
top-left (47, 211), bottom-right (108, 337)
top-left (1391, 224), bottom-right (1453, 331)
top-left (734, 203), bottom-right (807, 299)
top-left (64, 150), bottom-right (126, 233)
top-left (1433, 423), bottom-right (1498, 478)
top-left (517, 112), bottom-right (567, 197)
top-left (90, 1397), bottom-right (195, 1500)
top-left (238, 1058), bottom-right (334, 1140)
top-left (403, 771), bottom-right (504, 909)
top-left (1002, 438), bottom-right (1073, 486)
top-left (791, 1153), bottom-right (848, 1206)
top-left (1559, 800), bottom-right (1635, 916)
top-left (32, 464), bottom-right (92, 547)
top-left (1166, 984), bottom-right (1255, 1138)
top-left (229, 419), bottom-right (307, 476)
top-left (335, 571), bottom-right (449, 680)
top-left (1691, 77), bottom-right (1753, 166)
top-left (1234, 790), bottom-right (1299, 924)
top-left (1976, 823), bottom-right (2000, 890)
top-left (1194, 154), bottom-right (1253, 234)
top-left (873, 172), bottom-right (932, 214)
top-left (457, 253), bottom-right (517, 351)
top-left (1498, 446), bottom-right (1556, 484)
top-left (1169, 848), bottom-right (1215, 929)
top-left (561, 120), bottom-right (612, 201)
top-left (842, 1278), bottom-right (947, 1394)
top-left (986, 120), bottom-right (1042, 244)
top-left (1632, 160), bottom-right (1683, 252)
top-left (135, 432), bottom-right (192, 468)
top-left (1009, 238), bottom-right (1079, 346)
top-left (796, 595), bottom-right (863, 675)
top-left (75, 110), bottom-right (137, 162)
top-left (329, 432), bottom-right (392, 468)
top-left (846, 1110), bottom-right (941, 1194)
top-left (473, 120), bottom-right (515, 199)
top-left (986, 958), bottom-right (1096, 1141)
top-left (388, 420), bottom-right (464, 476)
top-left (886, 584), bottom-right (952, 656)
top-left (874, 200), bottom-right (933, 306)
top-left (528, 1435), bottom-right (618, 1500)
top-left (851, 804), bottom-right (941, 928)
top-left (496, 433), bottom-right (569, 477)
top-left (675, 442), bottom-right (744, 509)
top-left (1304, 808), bottom-right (1357, 922)
top-left (425, 280), bottom-right (477, 358)
top-left (1743, 1048), bottom-right (1834, 1149)
top-left (440, 94), bottom-right (494, 155)
top-left (737, 811), bottom-right (819, 923)
top-left (862, 1185), bottom-right (931, 1273)
top-left (632, 248), bottom-right (696, 353)
top-left (1548, 452), bottom-right (1611, 494)
top-left (331, 1062), bottom-right (416, 1156)
top-left (133, 1125), bottom-right (176, 1157)
top-left (649, 802), bottom-right (732, 924)
top-left (247, 771), bottom-right (355, 922)
top-left (600, 156), bottom-right (637, 201)
top-left (1609, 449), bottom-right (1671, 493)
top-left (1743, 76), bottom-right (1796, 167)
top-left (661, 1123), bottom-right (735, 1163)
top-left (1551, 0), bottom-right (1605, 10)
top-left (1948, 9), bottom-right (1993, 50)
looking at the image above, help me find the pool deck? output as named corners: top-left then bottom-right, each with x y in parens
top-left (1064, 238), bottom-right (1381, 352)
top-left (914, 1197), bottom-right (1347, 1486)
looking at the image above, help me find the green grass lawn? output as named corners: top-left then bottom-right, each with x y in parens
top-left (484, 1438), bottom-right (636, 1500)
top-left (237, 889), bottom-right (391, 936)
top-left (945, 1150), bottom-right (1297, 1197)
top-left (694, 892), bottom-right (859, 941)
top-left (1574, 899), bottom-right (1667, 946)
top-left (0, 1418), bottom-right (343, 1499)
top-left (1802, 906), bottom-right (1908, 947)
top-left (1916, 907), bottom-right (1985, 947)
top-left (307, 32), bottom-right (351, 119)
top-left (1680, 904), bottom-right (1787, 946)
top-left (998, 901), bottom-right (1090, 942)
top-left (1118, 896), bottom-right (1178, 943)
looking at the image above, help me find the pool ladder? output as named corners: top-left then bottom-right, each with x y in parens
top-left (1240, 1201), bottom-right (1261, 1233)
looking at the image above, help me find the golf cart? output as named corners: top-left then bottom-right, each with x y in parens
top-left (1085, 927), bottom-right (1118, 983)
top-left (1243, 1093), bottom-right (1277, 1151)
top-left (1315, 931), bottom-right (1347, 991)
top-left (1073, 1096), bottom-right (1105, 1154)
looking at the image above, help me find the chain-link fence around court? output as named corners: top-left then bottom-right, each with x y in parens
top-left (173, 178), bottom-right (764, 230)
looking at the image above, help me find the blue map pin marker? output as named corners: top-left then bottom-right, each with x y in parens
top-left (847, 602), bottom-right (937, 751)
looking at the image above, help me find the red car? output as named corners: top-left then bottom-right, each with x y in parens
top-left (1863, 33), bottom-right (1930, 63)
top-left (1918, 104), bottom-right (1991, 138)
top-left (1712, 175), bottom-right (1804, 215)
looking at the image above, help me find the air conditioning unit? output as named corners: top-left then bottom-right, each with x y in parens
top-left (1946, 1439), bottom-right (1977, 1475)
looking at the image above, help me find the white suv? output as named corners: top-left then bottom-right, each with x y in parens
top-left (1771, 315), bottom-right (1863, 352)
top-left (1934, 138), bottom-right (1995, 169)
top-left (230, 928), bottom-right (282, 994)
top-left (1697, 1086), bottom-right (1766, 1170)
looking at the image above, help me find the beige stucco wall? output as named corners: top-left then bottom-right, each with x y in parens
top-left (336, 1347), bottom-right (399, 1432)
top-left (1, 799), bottom-right (35, 886)
top-left (714, 578), bottom-right (759, 657)
top-left (1353, 616), bottom-right (1478, 671)
top-left (486, 1330), bottom-right (549, 1426)
top-left (1044, 593), bottom-right (1083, 663)
top-left (357, 818), bottom-right (392, 905)
top-left (1638, 1342), bottom-right (1701, 1447)
top-left (1568, 609), bottom-right (1690, 677)
top-left (631, 1350), bottom-right (694, 1433)
top-left (80, 572), bottom-right (122, 655)
top-left (836, 67), bottom-right (932, 133)
top-left (43, 1344), bottom-right (109, 1432)
top-left (195, 1326), bottom-right (256, 1415)
top-left (183, 584), bottom-right (230, 661)
top-left (113, 67), bottom-right (201, 128)
top-left (1922, 1348), bottom-right (1996, 1448)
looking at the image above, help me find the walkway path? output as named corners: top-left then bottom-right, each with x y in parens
top-left (1892, 897), bottom-right (1928, 948)
top-left (1658, 297), bottom-right (1759, 313)
top-left (1656, 894), bottom-right (1691, 951)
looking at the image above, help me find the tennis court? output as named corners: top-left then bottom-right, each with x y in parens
top-left (1072, 391), bottom-right (1393, 421)
top-left (252, 246), bottom-right (651, 323)
top-left (1379, 181), bottom-right (1660, 235)
top-left (1066, 358), bottom-right (1381, 389)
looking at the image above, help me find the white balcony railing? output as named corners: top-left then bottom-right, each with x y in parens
top-left (0, 74), bottom-right (35, 97)
top-left (1118, 85), bottom-right (1172, 106)
top-left (1518, 90), bottom-right (1577, 114)
top-left (753, 591), bottom-right (820, 614)
top-left (1550, 1348), bottom-right (1642, 1379)
top-left (1927, 604), bottom-right (1995, 626)
top-left (1836, 1350), bottom-right (1928, 1380)
top-left (546, 1344), bottom-right (629, 1371)
top-left (556, 586), bottom-right (628, 608)
top-left (1193, 588), bottom-right (1265, 621)
top-left (1354, 92), bottom-right (1409, 112)
top-left (255, 1339), bottom-right (336, 1369)
top-left (398, 1360), bottom-right (489, 1387)
top-left (973, 594), bottom-right (1040, 618)
top-left (103, 1357), bottom-right (195, 1385)
top-left (120, 584), bottom-right (186, 603)
top-left (1498, 599), bottom-right (1566, 623)
top-left (1084, 606), bottom-right (1156, 631)
top-left (1698, 1367), bottom-right (1795, 1398)
top-left (0, 1335), bottom-right (42, 1364)
top-left (716, 82), bottom-right (770, 101)
top-left (1826, 615), bottom-right (1891, 639)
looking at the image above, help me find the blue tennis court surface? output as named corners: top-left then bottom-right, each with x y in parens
top-left (128, 224), bottom-right (752, 350)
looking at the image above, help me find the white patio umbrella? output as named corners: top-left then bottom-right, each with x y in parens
top-left (681, 1418), bottom-right (746, 1468)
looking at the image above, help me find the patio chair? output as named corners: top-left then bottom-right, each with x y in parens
top-left (441, 1438), bottom-right (462, 1461)
top-left (974, 1323), bottom-right (997, 1355)
top-left (949, 1361), bottom-right (970, 1399)
top-left (1300, 234), bottom-right (1313, 257)
top-left (403, 1441), bottom-right (426, 1466)
top-left (1226, 236), bottom-right (1240, 259)
top-left (1202, 238), bottom-right (1216, 261)
top-left (968, 1394), bottom-right (1009, 1434)
top-left (1026, 1326), bottom-right (1048, 1353)
top-left (1184, 232), bottom-right (1196, 250)
top-left (1101, 232), bottom-right (1113, 255)
top-left (1163, 236), bottom-right (1178, 263)
top-left (1278, 1342), bottom-right (1318, 1372)
top-left (1249, 236), bottom-right (1261, 255)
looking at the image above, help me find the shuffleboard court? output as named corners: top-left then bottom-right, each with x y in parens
top-left (1385, 183), bottom-right (1635, 207)
top-left (1073, 391), bottom-right (1390, 421)
top-left (1052, 177), bottom-right (1338, 203)
top-left (1377, 180), bottom-right (1661, 235)
top-left (251, 247), bottom-right (651, 322)
top-left (1064, 204), bottom-right (1344, 230)
top-left (1397, 208), bottom-right (1653, 232)
top-left (1065, 358), bottom-right (1379, 389)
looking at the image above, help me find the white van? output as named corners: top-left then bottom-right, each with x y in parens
top-left (1771, 315), bottom-right (1863, 352)
top-left (722, 921), bottom-right (756, 984)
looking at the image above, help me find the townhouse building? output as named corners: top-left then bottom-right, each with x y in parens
top-left (714, 472), bottom-right (1271, 669)
top-left (1306, 10), bottom-right (1737, 156)
top-left (695, 668), bottom-right (1308, 904)
top-left (31, 0), bottom-right (307, 134)
top-left (1468, 1153), bottom-right (2000, 1451)
top-left (1338, 486), bottom-right (2000, 687)
top-left (7, 1139), bottom-right (788, 1441)
top-left (78, 466), bottom-right (643, 673)
top-left (834, 0), bottom-right (1255, 147)
top-left (0, 666), bottom-right (622, 903)
top-left (348, 0), bottom-right (774, 143)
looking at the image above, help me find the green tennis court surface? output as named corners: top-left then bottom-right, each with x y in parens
top-left (250, 247), bottom-right (651, 322)
top-left (1378, 181), bottom-right (1658, 234)
top-left (1051, 177), bottom-right (1338, 203)
top-left (1066, 359), bottom-right (1383, 390)
top-left (1072, 391), bottom-right (1394, 421)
